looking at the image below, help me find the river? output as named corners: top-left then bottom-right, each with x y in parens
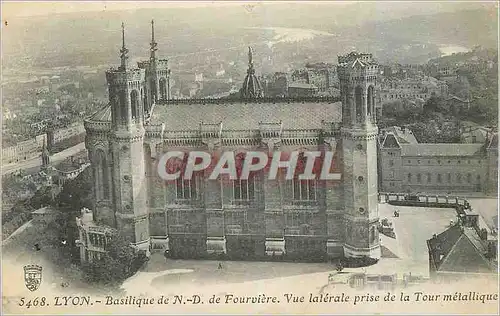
top-left (243, 26), bottom-right (336, 47)
top-left (438, 45), bottom-right (470, 56)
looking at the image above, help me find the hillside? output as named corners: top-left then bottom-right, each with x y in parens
top-left (355, 9), bottom-right (498, 50)
top-left (2, 4), bottom-right (497, 70)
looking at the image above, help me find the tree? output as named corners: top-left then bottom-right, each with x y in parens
top-left (382, 100), bottom-right (423, 124)
top-left (422, 96), bottom-right (446, 115)
top-left (45, 208), bottom-right (81, 263)
top-left (57, 167), bottom-right (93, 210)
top-left (30, 185), bottom-right (54, 208)
top-left (82, 233), bottom-right (148, 285)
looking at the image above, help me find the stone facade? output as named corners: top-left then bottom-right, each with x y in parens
top-left (337, 52), bottom-right (380, 258)
top-left (291, 63), bottom-right (338, 93)
top-left (377, 76), bottom-right (448, 108)
top-left (378, 131), bottom-right (498, 195)
top-left (76, 208), bottom-right (114, 264)
top-left (82, 24), bottom-right (382, 262)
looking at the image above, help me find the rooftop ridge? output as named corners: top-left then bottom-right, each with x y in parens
top-left (157, 96), bottom-right (341, 105)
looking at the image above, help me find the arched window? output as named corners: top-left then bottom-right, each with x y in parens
top-left (142, 88), bottom-right (148, 112)
top-left (407, 173), bottom-right (412, 183)
top-left (299, 224), bottom-right (310, 236)
top-left (367, 85), bottom-right (375, 116)
top-left (159, 78), bottom-right (167, 100)
top-left (130, 90), bottom-right (139, 120)
top-left (95, 150), bottom-right (110, 200)
top-left (119, 93), bottom-right (127, 122)
top-left (355, 86), bottom-right (363, 121)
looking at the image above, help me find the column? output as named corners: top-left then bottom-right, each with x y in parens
top-left (205, 145), bottom-right (226, 255)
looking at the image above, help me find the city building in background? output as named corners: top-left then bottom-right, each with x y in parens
top-left (378, 127), bottom-right (498, 194)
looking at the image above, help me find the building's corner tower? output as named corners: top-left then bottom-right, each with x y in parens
top-left (148, 20), bottom-right (171, 105)
top-left (106, 23), bottom-right (150, 254)
top-left (338, 52), bottom-right (380, 259)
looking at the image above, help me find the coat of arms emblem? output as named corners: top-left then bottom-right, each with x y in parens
top-left (23, 264), bottom-right (42, 292)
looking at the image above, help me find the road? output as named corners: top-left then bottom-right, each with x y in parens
top-left (1, 142), bottom-right (87, 176)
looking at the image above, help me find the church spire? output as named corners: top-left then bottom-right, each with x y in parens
top-left (150, 19), bottom-right (158, 62)
top-left (119, 22), bottom-right (129, 70)
top-left (247, 46), bottom-right (254, 73)
top-left (41, 138), bottom-right (50, 167)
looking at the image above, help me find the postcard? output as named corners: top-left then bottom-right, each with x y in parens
top-left (1, 1), bottom-right (498, 315)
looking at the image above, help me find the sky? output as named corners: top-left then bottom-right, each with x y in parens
top-left (2, 1), bottom-right (422, 20)
top-left (2, 1), bottom-right (495, 20)
top-left (1, 1), bottom-right (356, 19)
top-left (1, 1), bottom-right (258, 18)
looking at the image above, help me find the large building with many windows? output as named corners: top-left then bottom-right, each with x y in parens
top-left (80, 22), bottom-right (383, 263)
top-left (378, 128), bottom-right (498, 194)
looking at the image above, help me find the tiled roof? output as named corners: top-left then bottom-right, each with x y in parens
top-left (151, 99), bottom-right (342, 130)
top-left (438, 228), bottom-right (495, 273)
top-left (427, 224), bottom-right (496, 273)
top-left (428, 223), bottom-right (463, 260)
top-left (463, 227), bottom-right (489, 254)
top-left (396, 136), bottom-right (410, 144)
top-left (381, 133), bottom-right (401, 148)
top-left (381, 126), bottom-right (418, 144)
top-left (400, 143), bottom-right (483, 157)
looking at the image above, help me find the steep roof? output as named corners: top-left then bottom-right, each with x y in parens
top-left (151, 99), bottom-right (342, 130)
top-left (427, 224), bottom-right (496, 274)
top-left (381, 133), bottom-right (401, 148)
top-left (488, 134), bottom-right (498, 149)
top-left (381, 126), bottom-right (418, 144)
top-left (241, 75), bottom-right (263, 98)
top-left (400, 143), bottom-right (484, 157)
top-left (241, 47), bottom-right (263, 99)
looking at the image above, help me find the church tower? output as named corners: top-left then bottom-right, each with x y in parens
top-left (338, 52), bottom-right (380, 259)
top-left (149, 19), bottom-right (159, 104)
top-left (105, 23), bottom-right (150, 253)
top-left (139, 19), bottom-right (171, 111)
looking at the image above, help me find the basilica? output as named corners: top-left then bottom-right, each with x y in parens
top-left (78, 22), bottom-right (381, 263)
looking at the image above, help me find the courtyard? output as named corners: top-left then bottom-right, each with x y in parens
top-left (118, 203), bottom-right (461, 297)
top-left (2, 200), bottom-right (497, 312)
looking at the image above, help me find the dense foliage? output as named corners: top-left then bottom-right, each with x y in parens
top-left (82, 233), bottom-right (149, 285)
top-left (57, 167), bottom-right (93, 208)
top-left (2, 185), bottom-right (54, 239)
top-left (380, 48), bottom-right (498, 142)
top-left (379, 96), bottom-right (462, 143)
